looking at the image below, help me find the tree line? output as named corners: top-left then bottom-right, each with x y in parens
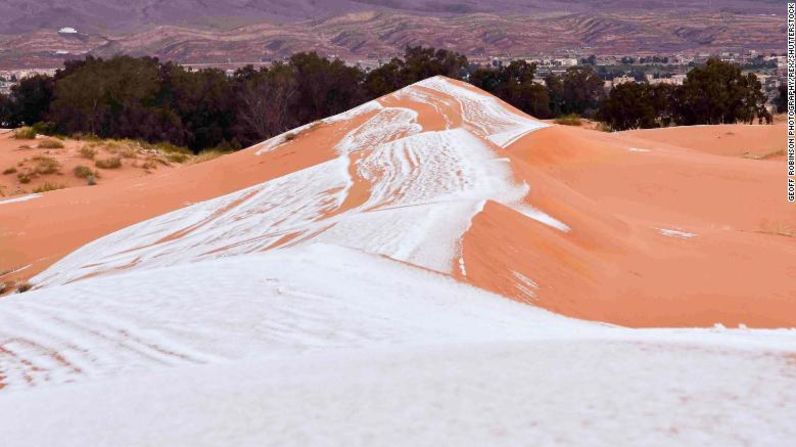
top-left (0, 47), bottom-right (774, 151)
top-left (598, 58), bottom-right (773, 131)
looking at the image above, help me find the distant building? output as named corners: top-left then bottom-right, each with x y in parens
top-left (58, 27), bottom-right (78, 35)
top-left (610, 75), bottom-right (636, 87)
top-left (648, 75), bottom-right (686, 86)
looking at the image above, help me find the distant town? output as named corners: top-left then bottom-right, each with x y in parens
top-left (1, 45), bottom-right (786, 112)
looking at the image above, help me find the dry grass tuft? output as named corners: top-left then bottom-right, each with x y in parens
top-left (742, 149), bottom-right (786, 160)
top-left (38, 138), bottom-right (65, 149)
top-left (166, 153), bottom-right (190, 163)
top-left (32, 182), bottom-right (65, 193)
top-left (757, 222), bottom-right (795, 238)
top-left (554, 114), bottom-right (583, 126)
top-left (73, 165), bottom-right (96, 179)
top-left (31, 156), bottom-right (61, 175)
top-left (95, 157), bottom-right (122, 169)
top-left (2, 167), bottom-right (17, 175)
top-left (79, 146), bottom-right (97, 160)
top-left (13, 127), bottom-right (37, 139)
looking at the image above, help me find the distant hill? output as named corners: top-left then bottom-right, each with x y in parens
top-left (0, 1), bottom-right (784, 68)
top-left (0, 0), bottom-right (782, 34)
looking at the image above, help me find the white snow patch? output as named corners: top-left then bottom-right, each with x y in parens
top-left (658, 228), bottom-right (697, 239)
top-left (0, 194), bottom-right (41, 205)
top-left (628, 147), bottom-right (651, 153)
top-left (458, 257), bottom-right (467, 276)
top-left (515, 204), bottom-right (571, 232)
top-left (393, 84), bottom-right (458, 130)
top-left (334, 106), bottom-right (421, 155)
top-left (512, 270), bottom-right (539, 300)
top-left (0, 264), bottom-right (31, 278)
top-left (415, 77), bottom-right (549, 147)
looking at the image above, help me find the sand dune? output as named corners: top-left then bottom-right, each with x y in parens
top-left (1, 76), bottom-right (795, 445)
top-left (6, 76), bottom-right (793, 328)
top-left (622, 122), bottom-right (786, 159)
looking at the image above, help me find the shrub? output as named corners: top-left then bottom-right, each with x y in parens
top-left (79, 146), bottom-right (97, 160)
top-left (151, 142), bottom-right (192, 155)
top-left (554, 114), bottom-right (583, 126)
top-left (742, 149), bottom-right (786, 160)
top-left (2, 167), bottom-right (17, 175)
top-left (16, 282), bottom-right (33, 293)
top-left (13, 127), bottom-right (37, 139)
top-left (38, 138), bottom-right (65, 149)
top-left (166, 153), bottom-right (190, 163)
top-left (86, 175), bottom-right (97, 186)
top-left (283, 132), bottom-right (297, 141)
top-left (73, 165), bottom-right (95, 179)
top-left (102, 139), bottom-right (140, 158)
top-left (32, 156), bottom-right (61, 175)
top-left (33, 182), bottom-right (65, 193)
top-left (17, 173), bottom-right (31, 184)
top-left (118, 146), bottom-right (139, 158)
top-left (31, 122), bottom-right (57, 136)
top-left (95, 157), bottom-right (122, 169)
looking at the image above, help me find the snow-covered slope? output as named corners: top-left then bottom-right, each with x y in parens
top-left (2, 244), bottom-right (796, 445)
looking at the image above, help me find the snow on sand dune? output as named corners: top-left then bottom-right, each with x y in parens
top-left (32, 77), bottom-right (558, 286)
top-left (2, 244), bottom-right (796, 445)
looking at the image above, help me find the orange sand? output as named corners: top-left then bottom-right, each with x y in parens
top-left (1, 81), bottom-right (794, 329)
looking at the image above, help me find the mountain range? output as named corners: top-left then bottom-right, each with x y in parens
top-left (0, 0), bottom-right (785, 68)
top-left (0, 0), bottom-right (782, 34)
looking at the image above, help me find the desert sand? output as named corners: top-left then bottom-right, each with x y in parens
top-left (1, 77), bottom-right (794, 446)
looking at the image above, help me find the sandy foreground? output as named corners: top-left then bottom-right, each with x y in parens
top-left (0, 77), bottom-right (794, 445)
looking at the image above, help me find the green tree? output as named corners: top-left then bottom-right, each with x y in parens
top-left (0, 93), bottom-right (11, 127)
top-left (290, 52), bottom-right (366, 124)
top-left (159, 63), bottom-right (236, 151)
top-left (598, 82), bottom-right (675, 130)
top-left (546, 66), bottom-right (604, 117)
top-left (49, 56), bottom-right (162, 138)
top-left (775, 84), bottom-right (787, 114)
top-left (364, 46), bottom-right (468, 98)
top-left (470, 61), bottom-right (551, 118)
top-left (400, 46), bottom-right (469, 83)
top-left (674, 58), bottom-right (770, 125)
top-left (363, 59), bottom-right (404, 98)
top-left (233, 63), bottom-right (298, 146)
top-left (4, 74), bottom-right (55, 126)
